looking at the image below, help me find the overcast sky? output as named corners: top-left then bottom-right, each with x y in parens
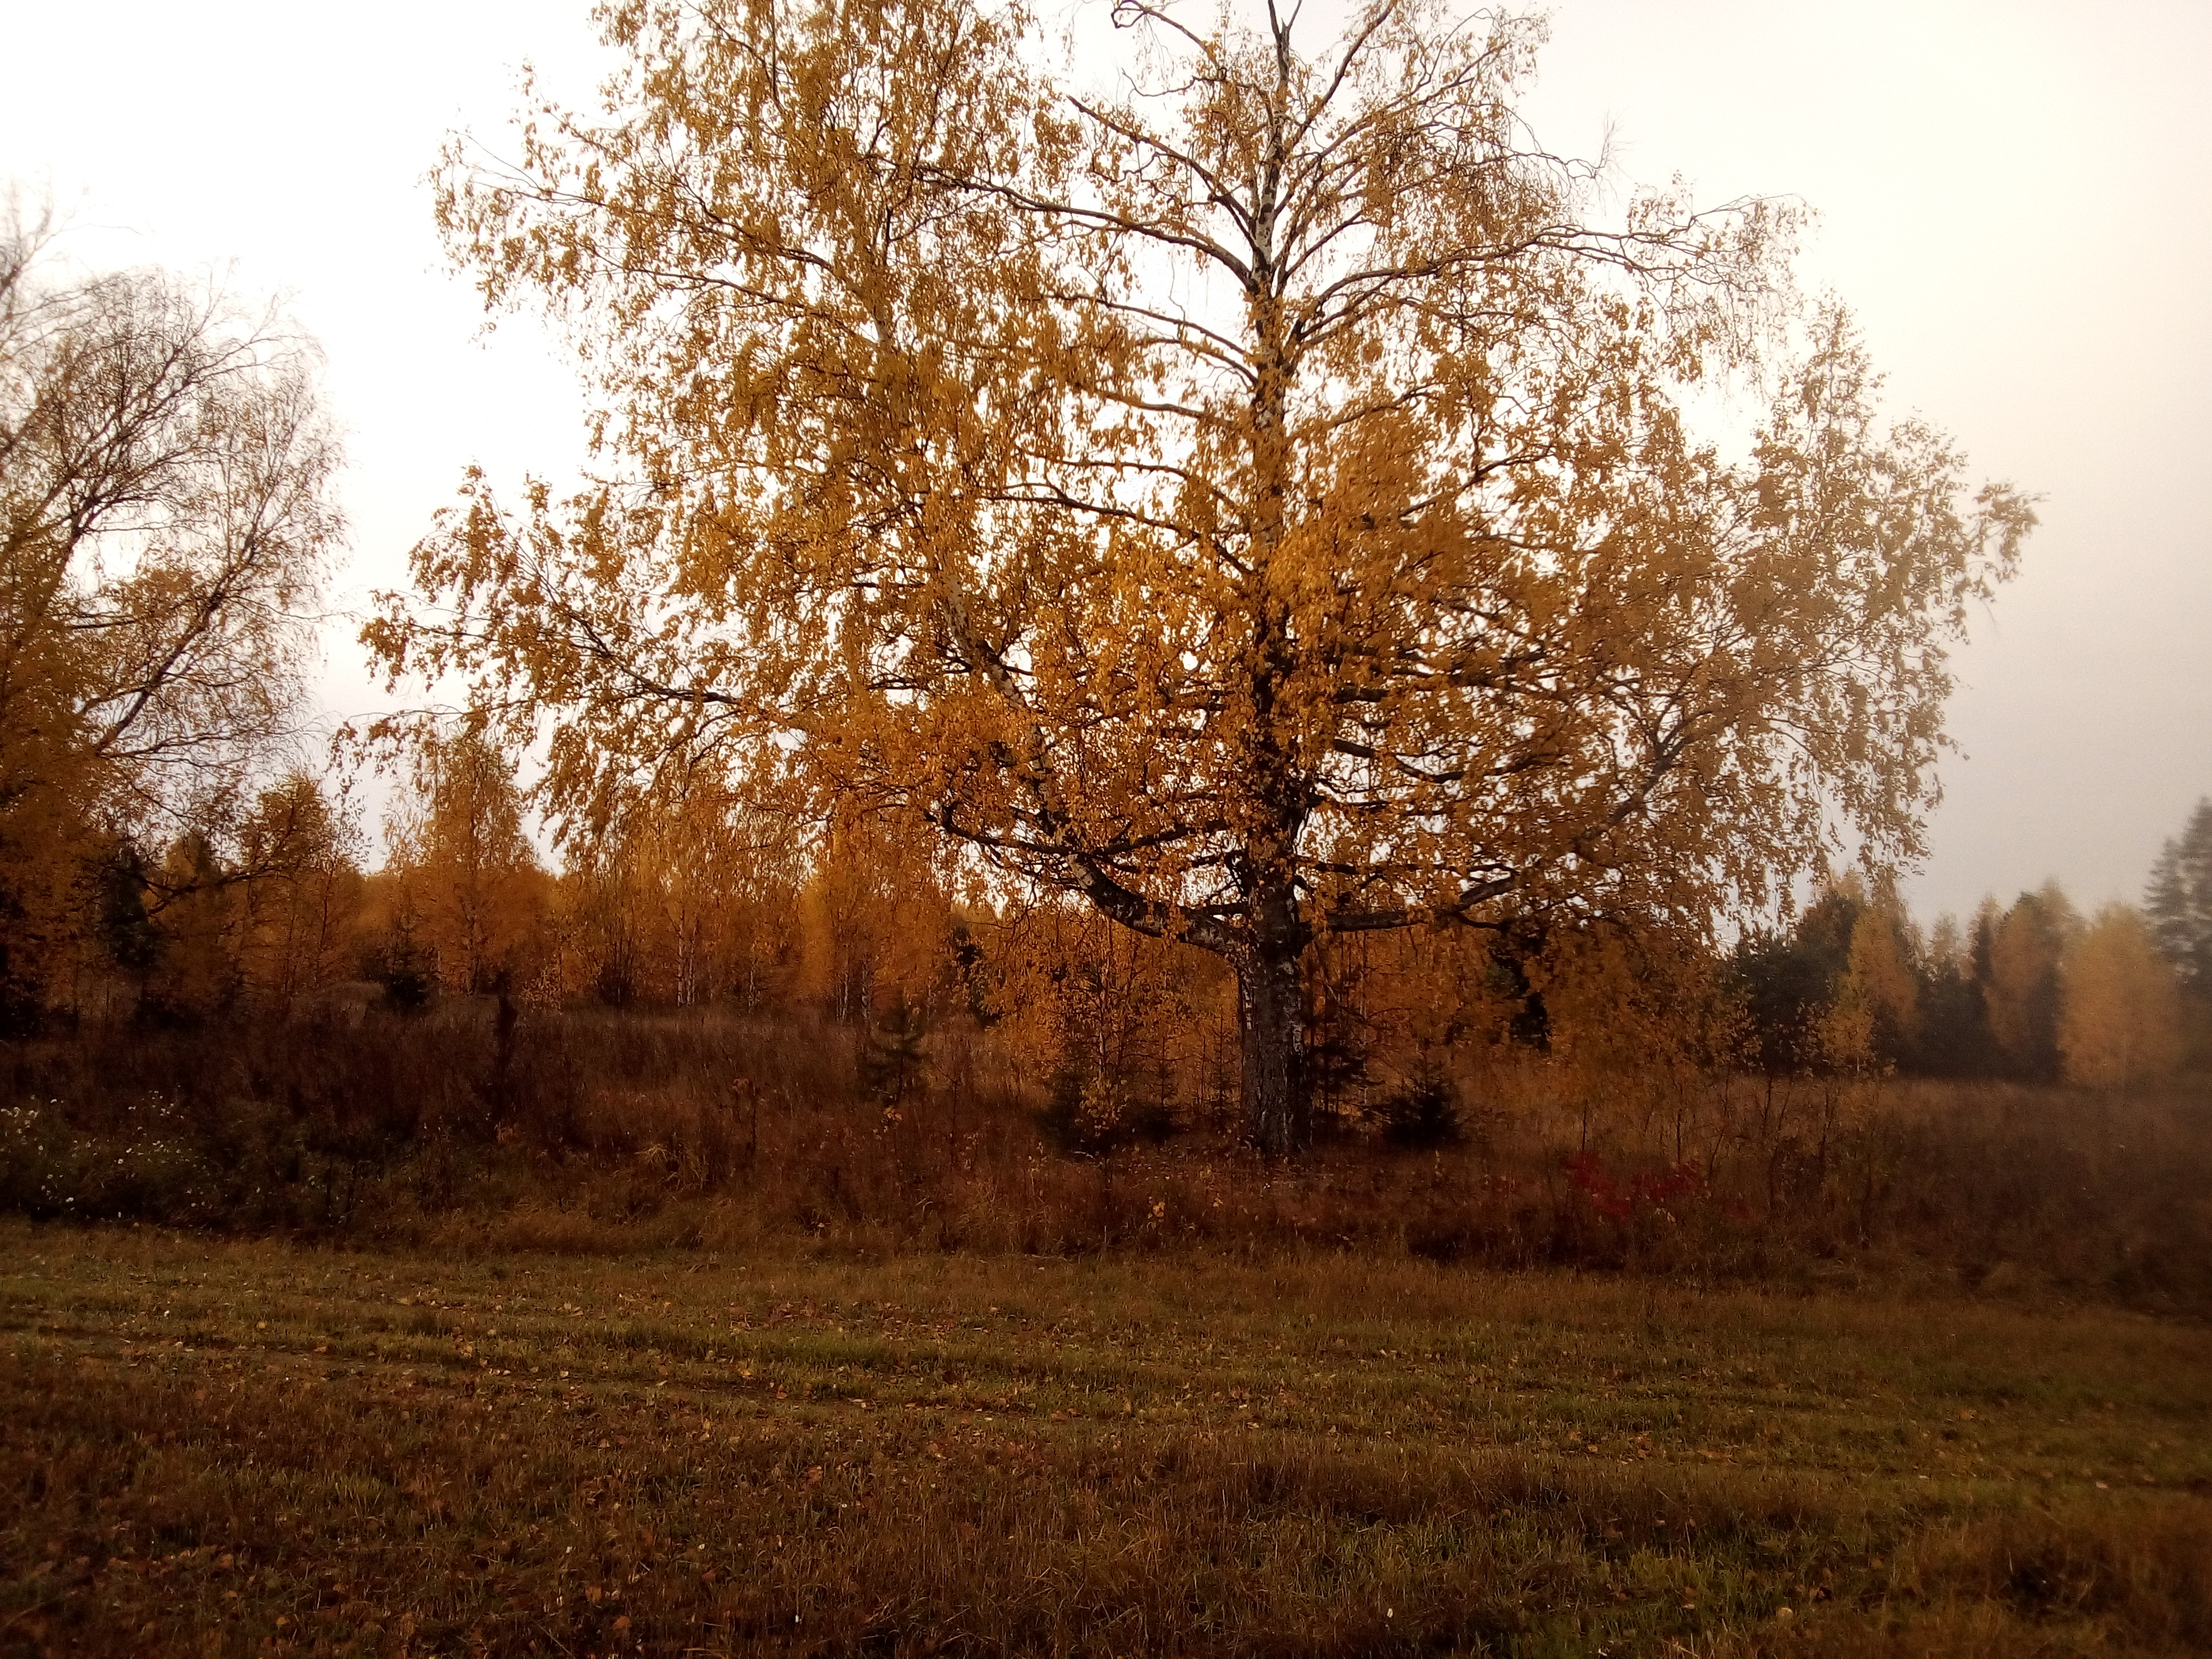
top-left (5, 0), bottom-right (2207, 923)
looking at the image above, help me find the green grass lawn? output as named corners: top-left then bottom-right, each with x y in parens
top-left (3, 1223), bottom-right (2207, 1656)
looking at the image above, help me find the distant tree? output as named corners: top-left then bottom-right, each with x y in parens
top-left (794, 811), bottom-right (958, 1025)
top-left (561, 838), bottom-right (649, 1008)
top-left (354, 870), bottom-right (435, 1011)
top-left (991, 897), bottom-right (1214, 1149)
top-left (1912, 912), bottom-right (1994, 1076)
top-left (1980, 884), bottom-right (2078, 1081)
top-left (560, 779), bottom-right (802, 1007)
top-left (385, 733), bottom-right (550, 998)
top-left (1822, 900), bottom-right (1919, 1072)
top-left (2146, 800), bottom-right (2212, 995)
top-left (1, 196), bottom-right (342, 1024)
top-left (2060, 904), bottom-right (2182, 1090)
top-left (139, 831), bottom-right (243, 1023)
top-left (1540, 920), bottom-right (1741, 1143)
top-left (1304, 921), bottom-right (1529, 1128)
top-left (1729, 885), bottom-right (1862, 1073)
top-left (235, 773), bottom-right (365, 1004)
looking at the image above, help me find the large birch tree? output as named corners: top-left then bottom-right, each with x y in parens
top-left (371, 0), bottom-right (2032, 1151)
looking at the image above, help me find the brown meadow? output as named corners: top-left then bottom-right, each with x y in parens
top-left (4, 1225), bottom-right (2209, 1656)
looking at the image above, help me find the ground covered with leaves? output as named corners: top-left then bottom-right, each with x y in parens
top-left (2, 1225), bottom-right (2207, 1656)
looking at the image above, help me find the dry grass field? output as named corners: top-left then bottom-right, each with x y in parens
top-left (3, 1223), bottom-right (2208, 1656)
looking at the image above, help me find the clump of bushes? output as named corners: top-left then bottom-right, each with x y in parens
top-left (1371, 1065), bottom-right (1464, 1149)
top-left (0, 1092), bottom-right (382, 1231)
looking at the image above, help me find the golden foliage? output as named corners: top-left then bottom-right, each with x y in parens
top-left (1, 199), bottom-right (341, 1021)
top-left (2060, 904), bottom-right (2184, 1090)
top-left (1822, 899), bottom-right (1921, 1072)
top-left (371, 0), bottom-right (2032, 1147)
top-left (1540, 926), bottom-right (1715, 1080)
top-left (382, 733), bottom-right (553, 999)
top-left (234, 773), bottom-right (367, 1004)
top-left (985, 893), bottom-right (1231, 1143)
top-left (794, 810), bottom-right (961, 1023)
top-left (1982, 883), bottom-right (2078, 1078)
top-left (559, 776), bottom-right (800, 1008)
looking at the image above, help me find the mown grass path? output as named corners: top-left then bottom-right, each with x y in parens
top-left (3, 1224), bottom-right (2208, 1655)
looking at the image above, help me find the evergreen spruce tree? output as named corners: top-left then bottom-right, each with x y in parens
top-left (2147, 800), bottom-right (2212, 994)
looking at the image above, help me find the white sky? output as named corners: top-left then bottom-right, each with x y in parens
top-left (4, 0), bottom-right (2207, 924)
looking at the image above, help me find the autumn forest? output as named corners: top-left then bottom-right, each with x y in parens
top-left (5, 0), bottom-right (2210, 1653)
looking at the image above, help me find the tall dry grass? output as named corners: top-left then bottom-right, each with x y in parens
top-left (4, 1004), bottom-right (2209, 1309)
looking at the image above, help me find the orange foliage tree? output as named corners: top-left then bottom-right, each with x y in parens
top-left (560, 777), bottom-right (800, 1008)
top-left (985, 893), bottom-right (1231, 1146)
top-left (371, 0), bottom-right (2032, 1150)
top-left (381, 733), bottom-right (552, 1000)
top-left (234, 773), bottom-right (365, 1005)
top-left (1978, 884), bottom-right (2078, 1082)
top-left (1, 202), bottom-right (341, 1025)
top-left (2060, 904), bottom-right (2183, 1090)
top-left (793, 811), bottom-right (961, 1027)
top-left (1820, 890), bottom-right (1921, 1073)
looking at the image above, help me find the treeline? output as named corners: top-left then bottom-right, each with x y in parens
top-left (12, 735), bottom-right (2212, 1305)
top-left (1729, 876), bottom-right (2198, 1089)
top-left (12, 722), bottom-right (2212, 1128)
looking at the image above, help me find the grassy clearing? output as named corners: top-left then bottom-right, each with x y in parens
top-left (2, 1225), bottom-right (2208, 1656)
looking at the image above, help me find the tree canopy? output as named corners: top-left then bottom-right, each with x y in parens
top-left (1, 201), bottom-right (342, 1023)
top-left (370, 0), bottom-right (2033, 1150)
